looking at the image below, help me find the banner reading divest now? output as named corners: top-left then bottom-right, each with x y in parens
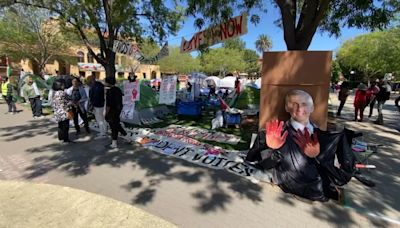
top-left (180, 13), bottom-right (248, 53)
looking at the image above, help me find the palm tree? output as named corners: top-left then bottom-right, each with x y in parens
top-left (255, 34), bottom-right (272, 54)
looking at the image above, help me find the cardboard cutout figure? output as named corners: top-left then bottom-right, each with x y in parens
top-left (246, 90), bottom-right (355, 202)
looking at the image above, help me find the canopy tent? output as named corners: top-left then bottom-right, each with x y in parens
top-left (188, 72), bottom-right (207, 84)
top-left (255, 78), bottom-right (261, 89)
top-left (219, 76), bottom-right (237, 88)
top-left (205, 76), bottom-right (221, 87)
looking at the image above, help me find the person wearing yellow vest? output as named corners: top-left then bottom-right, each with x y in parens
top-left (1, 76), bottom-right (17, 114)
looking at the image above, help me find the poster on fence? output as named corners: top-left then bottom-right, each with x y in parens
top-left (123, 81), bottom-right (140, 104)
top-left (159, 75), bottom-right (177, 104)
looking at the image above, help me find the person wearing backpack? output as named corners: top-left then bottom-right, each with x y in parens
top-left (374, 80), bottom-right (391, 125)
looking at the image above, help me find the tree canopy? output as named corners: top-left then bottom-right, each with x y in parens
top-left (185, 0), bottom-right (399, 50)
top-left (158, 47), bottom-right (200, 74)
top-left (0, 5), bottom-right (75, 76)
top-left (336, 28), bottom-right (400, 81)
top-left (12, 0), bottom-right (184, 79)
top-left (255, 34), bottom-right (272, 54)
top-left (200, 47), bottom-right (246, 76)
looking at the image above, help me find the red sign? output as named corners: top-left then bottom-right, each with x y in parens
top-left (180, 13), bottom-right (248, 53)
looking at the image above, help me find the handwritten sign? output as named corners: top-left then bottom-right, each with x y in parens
top-left (159, 75), bottom-right (177, 104)
top-left (123, 81), bottom-right (140, 104)
top-left (113, 41), bottom-right (169, 64)
top-left (180, 13), bottom-right (248, 53)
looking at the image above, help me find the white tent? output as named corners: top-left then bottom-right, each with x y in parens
top-left (205, 76), bottom-right (221, 87)
top-left (219, 76), bottom-right (237, 88)
top-left (254, 78), bottom-right (262, 89)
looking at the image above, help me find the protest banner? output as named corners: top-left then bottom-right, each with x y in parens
top-left (180, 13), bottom-right (248, 53)
top-left (113, 40), bottom-right (169, 64)
top-left (159, 75), bottom-right (177, 104)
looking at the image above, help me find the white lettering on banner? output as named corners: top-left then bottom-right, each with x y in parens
top-left (143, 138), bottom-right (254, 177)
top-left (89, 123), bottom-right (255, 179)
top-left (180, 13), bottom-right (248, 53)
top-left (159, 75), bottom-right (177, 104)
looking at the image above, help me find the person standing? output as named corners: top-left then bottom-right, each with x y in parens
top-left (367, 81), bottom-right (380, 118)
top-left (354, 83), bottom-right (368, 122)
top-left (52, 80), bottom-right (73, 144)
top-left (105, 77), bottom-right (127, 149)
top-left (21, 76), bottom-right (44, 119)
top-left (336, 81), bottom-right (350, 117)
top-left (1, 76), bottom-right (17, 114)
top-left (87, 75), bottom-right (107, 138)
top-left (374, 80), bottom-right (391, 125)
top-left (66, 77), bottom-right (90, 134)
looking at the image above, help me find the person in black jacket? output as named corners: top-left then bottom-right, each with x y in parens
top-left (246, 90), bottom-right (355, 202)
top-left (104, 77), bottom-right (127, 149)
top-left (374, 80), bottom-right (391, 125)
top-left (87, 75), bottom-right (107, 138)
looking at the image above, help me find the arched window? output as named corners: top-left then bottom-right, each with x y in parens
top-left (151, 71), bottom-right (157, 79)
top-left (87, 53), bottom-right (94, 63)
top-left (77, 51), bottom-right (84, 63)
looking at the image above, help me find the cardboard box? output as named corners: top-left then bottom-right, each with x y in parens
top-left (259, 51), bottom-right (332, 130)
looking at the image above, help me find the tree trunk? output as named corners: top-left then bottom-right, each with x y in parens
top-left (104, 49), bottom-right (116, 79)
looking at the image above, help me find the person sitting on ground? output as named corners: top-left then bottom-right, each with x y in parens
top-left (1, 76), bottom-right (17, 115)
top-left (21, 76), bottom-right (44, 119)
top-left (354, 83), bottom-right (368, 122)
top-left (246, 90), bottom-right (355, 202)
top-left (66, 77), bottom-right (90, 134)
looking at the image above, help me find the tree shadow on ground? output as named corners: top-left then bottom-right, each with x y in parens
top-left (329, 96), bottom-right (400, 226)
top-left (0, 120), bottom-right (56, 141)
top-left (21, 134), bottom-right (264, 213)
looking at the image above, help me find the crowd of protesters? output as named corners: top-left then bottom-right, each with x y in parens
top-left (1, 73), bottom-right (130, 150)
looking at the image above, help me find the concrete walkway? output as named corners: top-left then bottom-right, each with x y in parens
top-left (0, 97), bottom-right (399, 227)
top-left (0, 180), bottom-right (176, 228)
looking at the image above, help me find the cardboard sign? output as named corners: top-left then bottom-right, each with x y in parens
top-left (159, 75), bottom-right (177, 104)
top-left (180, 13), bottom-right (248, 53)
top-left (259, 51), bottom-right (331, 130)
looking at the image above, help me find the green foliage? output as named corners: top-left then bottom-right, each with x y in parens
top-left (331, 60), bottom-right (342, 82)
top-left (255, 34), bottom-right (272, 54)
top-left (200, 47), bottom-right (246, 76)
top-left (12, 0), bottom-right (184, 78)
top-left (157, 47), bottom-right (200, 74)
top-left (243, 49), bottom-right (260, 74)
top-left (336, 28), bottom-right (400, 81)
top-left (185, 0), bottom-right (399, 50)
top-left (0, 5), bottom-right (75, 75)
top-left (222, 37), bottom-right (246, 51)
